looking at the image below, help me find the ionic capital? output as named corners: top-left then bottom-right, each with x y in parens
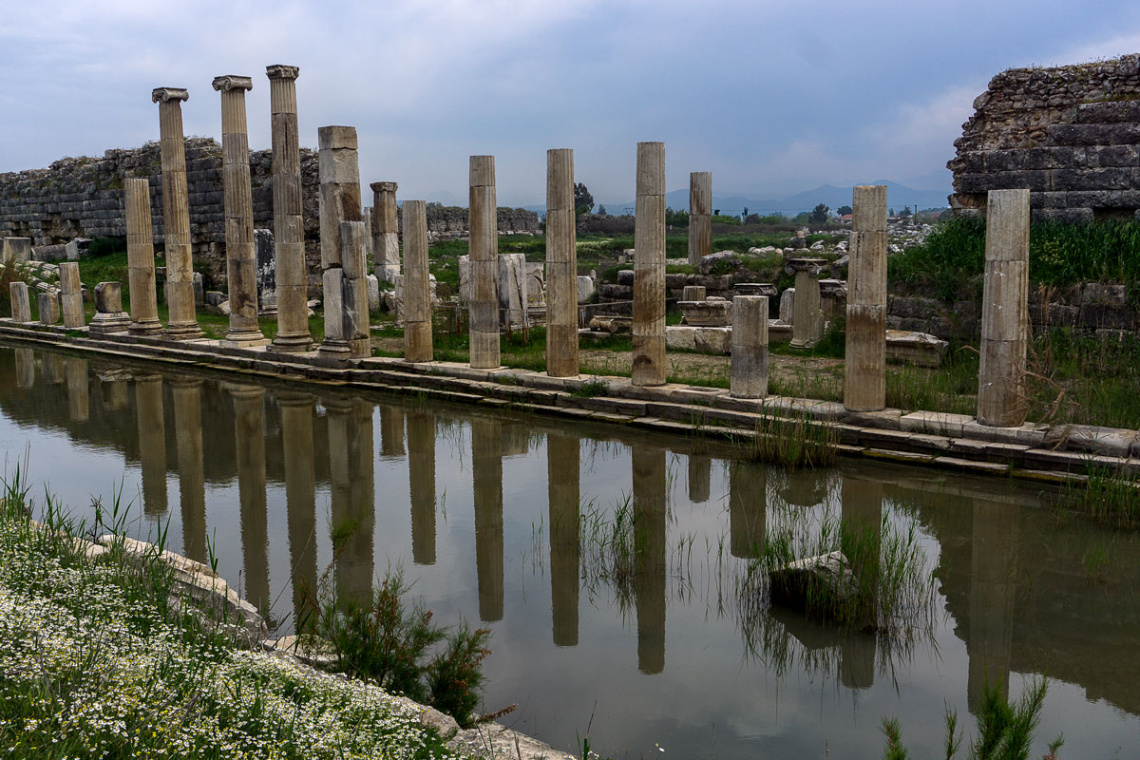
top-left (266, 64), bottom-right (300, 81)
top-left (152, 87), bottom-right (189, 104)
top-left (212, 75), bottom-right (254, 93)
top-left (371, 181), bottom-right (398, 193)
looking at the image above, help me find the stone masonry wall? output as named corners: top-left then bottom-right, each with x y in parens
top-left (0, 140), bottom-right (539, 286)
top-left (949, 54), bottom-right (1140, 222)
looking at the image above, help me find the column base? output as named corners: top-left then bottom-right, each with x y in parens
top-left (89, 315), bottom-right (131, 338)
top-left (318, 339), bottom-right (353, 360)
top-left (129, 320), bottom-right (165, 337)
top-left (165, 322), bottom-right (207, 341)
top-left (271, 333), bottom-right (315, 353)
top-left (220, 328), bottom-right (270, 348)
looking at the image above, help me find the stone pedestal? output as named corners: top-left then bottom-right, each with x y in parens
top-left (788, 258), bottom-right (825, 348)
top-left (59, 262), bottom-right (85, 328)
top-left (317, 125), bottom-right (363, 359)
top-left (89, 282), bottom-right (130, 336)
top-left (403, 200), bottom-right (433, 362)
top-left (632, 142), bottom-right (666, 387)
top-left (546, 148), bottom-right (579, 377)
top-left (977, 189), bottom-right (1030, 427)
top-left (38, 292), bottom-right (59, 325)
top-left (731, 295), bottom-right (769, 398)
top-left (371, 181), bottom-right (400, 281)
top-left (8, 282), bottom-right (31, 322)
top-left (266, 65), bottom-right (313, 352)
top-left (688, 171), bottom-right (711, 266)
top-left (547, 433), bottom-right (580, 646)
top-left (152, 87), bottom-right (204, 340)
top-left (213, 75), bottom-right (268, 347)
top-left (844, 185), bottom-right (888, 412)
top-left (124, 178), bottom-right (164, 336)
top-left (682, 285), bottom-right (706, 302)
top-left (469, 155), bottom-right (501, 369)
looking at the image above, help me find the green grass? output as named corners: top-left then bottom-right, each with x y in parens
top-left (750, 410), bottom-right (838, 470)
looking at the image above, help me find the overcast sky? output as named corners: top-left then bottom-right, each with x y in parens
top-left (2, 0), bottom-right (1139, 206)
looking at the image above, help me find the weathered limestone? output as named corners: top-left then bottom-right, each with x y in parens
top-left (472, 417), bottom-right (504, 622)
top-left (789, 257), bottom-right (825, 348)
top-left (65, 357), bottom-right (88, 422)
top-left (469, 156), bottom-right (501, 369)
top-left (254, 228), bottom-right (277, 315)
top-left (731, 295), bottom-right (769, 398)
top-left (371, 181), bottom-right (400, 282)
top-left (59, 262), bottom-right (84, 328)
top-left (135, 375), bottom-right (168, 516)
top-left (38, 292), bottom-right (59, 325)
top-left (8, 282), bottom-right (31, 322)
top-left (548, 433), bottom-right (580, 646)
top-left (498, 253), bottom-right (528, 328)
top-left (844, 185), bottom-right (888, 412)
top-left (213, 75), bottom-right (267, 347)
top-left (688, 172), bottom-right (712, 266)
top-left (228, 383), bottom-right (270, 614)
top-left (403, 200), bottom-right (433, 362)
top-left (318, 126), bottom-right (363, 359)
top-left (338, 221), bottom-right (372, 358)
top-left (632, 142), bottom-right (667, 387)
top-left (407, 410), bottom-right (437, 565)
top-left (266, 65), bottom-right (312, 352)
top-left (89, 282), bottom-right (130, 336)
top-left (977, 189), bottom-right (1030, 427)
top-left (632, 446), bottom-right (667, 674)
top-left (546, 149), bottom-right (579, 377)
top-left (123, 178), bottom-right (163, 336)
top-left (278, 391), bottom-right (317, 628)
top-left (152, 87), bottom-right (203, 340)
top-left (2, 237), bottom-right (32, 264)
top-left (170, 378), bottom-right (207, 564)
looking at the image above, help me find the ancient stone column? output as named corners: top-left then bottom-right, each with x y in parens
top-left (687, 454), bottom-right (710, 503)
top-left (731, 295), bottom-right (769, 398)
top-left (633, 142), bottom-right (666, 387)
top-left (317, 126), bottom-right (363, 359)
top-left (266, 65), bottom-right (313, 353)
top-left (326, 396), bottom-right (375, 607)
top-left (371, 181), bottom-right (400, 281)
top-left (546, 149), bottom-right (579, 377)
top-left (339, 221), bottom-right (372, 358)
top-left (135, 375), bottom-right (168, 517)
top-left (789, 257), bottom-right (825, 348)
top-left (213, 75), bottom-right (267, 347)
top-left (844, 185), bottom-right (888, 412)
top-left (9, 282), bottom-right (31, 322)
top-left (407, 410), bottom-right (436, 565)
top-left (548, 433), bottom-right (580, 646)
top-left (729, 460), bottom-right (766, 559)
top-left (89, 282), bottom-right (131, 336)
top-left (469, 156), bottom-right (500, 369)
top-left (229, 383), bottom-right (270, 615)
top-left (59, 262), bottom-right (84, 329)
top-left (977, 189), bottom-right (1030, 427)
top-left (124, 178), bottom-right (163, 336)
top-left (66, 357), bottom-right (88, 422)
top-left (14, 348), bottom-right (34, 388)
top-left (632, 445), bottom-right (666, 674)
top-left (688, 171), bottom-right (711, 266)
top-left (152, 87), bottom-right (203, 340)
top-left (472, 417), bottom-right (504, 622)
top-left (278, 391), bottom-right (318, 630)
top-left (38, 293), bottom-right (59, 325)
top-left (403, 200), bottom-right (433, 362)
top-left (171, 378), bottom-right (207, 564)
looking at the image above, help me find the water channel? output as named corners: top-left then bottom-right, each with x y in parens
top-left (1, 342), bottom-right (1138, 758)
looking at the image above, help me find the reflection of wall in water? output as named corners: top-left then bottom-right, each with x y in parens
top-left (729, 460), bottom-right (766, 559)
top-left (279, 392), bottom-right (318, 632)
top-left (472, 417), bottom-right (504, 622)
top-left (633, 446), bottom-right (667, 674)
top-left (407, 410), bottom-right (436, 565)
top-left (171, 378), bottom-right (207, 564)
top-left (229, 384), bottom-right (271, 618)
top-left (326, 396), bottom-right (375, 610)
top-left (135, 375), bottom-right (167, 516)
top-left (548, 433), bottom-right (580, 647)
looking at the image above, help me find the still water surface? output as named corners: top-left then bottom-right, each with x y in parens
top-left (1, 344), bottom-right (1138, 759)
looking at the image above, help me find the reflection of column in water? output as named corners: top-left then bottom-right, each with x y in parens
top-left (968, 499), bottom-right (1018, 710)
top-left (779, 468), bottom-right (830, 507)
top-left (840, 477), bottom-right (883, 690)
top-left (326, 397), bottom-right (375, 609)
top-left (171, 378), bottom-right (207, 564)
top-left (548, 434), bottom-right (580, 646)
top-left (729, 460), bottom-right (767, 559)
top-left (104, 378), bottom-right (129, 410)
top-left (42, 353), bottom-right (64, 385)
top-left (379, 404), bottom-right (406, 457)
top-left (229, 384), bottom-right (271, 618)
top-left (14, 348), bottom-right (34, 388)
top-left (278, 392), bottom-right (318, 632)
top-left (632, 446), bottom-right (667, 674)
top-left (471, 417), bottom-right (504, 622)
top-left (65, 357), bottom-right (88, 421)
top-left (135, 375), bottom-right (168, 517)
top-left (407, 410), bottom-right (437, 565)
top-left (687, 454), bottom-right (710, 503)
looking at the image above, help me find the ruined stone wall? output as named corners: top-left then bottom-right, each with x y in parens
top-left (949, 54), bottom-right (1140, 222)
top-left (0, 141), bottom-right (539, 285)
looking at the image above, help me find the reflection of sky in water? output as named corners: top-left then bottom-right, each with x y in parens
top-left (0, 345), bottom-right (1137, 760)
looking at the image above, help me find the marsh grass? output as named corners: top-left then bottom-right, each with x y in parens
top-left (1060, 464), bottom-right (1140, 529)
top-left (750, 411), bottom-right (839, 469)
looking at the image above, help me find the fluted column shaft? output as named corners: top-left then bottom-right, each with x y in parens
top-left (59, 262), bottom-right (85, 329)
top-left (124, 178), bottom-right (163, 335)
top-left (546, 149), bottom-right (579, 377)
top-left (403, 200), bottom-right (433, 362)
top-left (633, 142), bottom-right (666, 386)
top-left (469, 156), bottom-right (500, 369)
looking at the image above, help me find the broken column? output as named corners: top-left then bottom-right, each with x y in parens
top-left (469, 156), bottom-right (500, 369)
top-left (731, 295), bottom-right (768, 398)
top-left (688, 171), bottom-right (711, 266)
top-left (317, 126), bottom-right (363, 359)
top-left (339, 221), bottom-right (372, 358)
top-left (212, 75), bottom-right (267, 347)
top-left (789, 257), bottom-right (825, 348)
top-left (124, 178), bottom-right (163, 336)
top-left (371, 182), bottom-right (400, 282)
top-left (844, 185), bottom-right (888, 412)
top-left (633, 142), bottom-right (666, 387)
top-left (403, 200), bottom-right (433, 362)
top-left (546, 148), bottom-right (579, 377)
top-left (59, 262), bottom-right (84, 329)
top-left (38, 293), bottom-right (59, 325)
top-left (977, 189), bottom-right (1030, 427)
top-left (89, 283), bottom-right (130, 337)
top-left (8, 282), bottom-right (31, 322)
top-left (152, 87), bottom-right (203, 340)
top-left (266, 65), bottom-right (313, 352)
